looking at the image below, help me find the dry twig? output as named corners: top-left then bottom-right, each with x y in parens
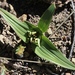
top-left (0, 57), bottom-right (53, 65)
top-left (69, 0), bottom-right (75, 60)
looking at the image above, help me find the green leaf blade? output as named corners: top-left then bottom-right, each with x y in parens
top-left (0, 8), bottom-right (29, 42)
top-left (0, 8), bottom-right (29, 30)
top-left (38, 3), bottom-right (55, 32)
top-left (35, 36), bottom-right (75, 70)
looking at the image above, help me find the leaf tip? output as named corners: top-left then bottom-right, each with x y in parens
top-left (52, 2), bottom-right (56, 9)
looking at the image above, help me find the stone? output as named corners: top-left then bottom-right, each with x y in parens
top-left (65, 73), bottom-right (71, 75)
top-left (72, 58), bottom-right (75, 63)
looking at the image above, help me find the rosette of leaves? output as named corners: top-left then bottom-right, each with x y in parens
top-left (0, 4), bottom-right (75, 70)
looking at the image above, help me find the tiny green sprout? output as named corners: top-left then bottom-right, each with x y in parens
top-left (0, 3), bottom-right (75, 70)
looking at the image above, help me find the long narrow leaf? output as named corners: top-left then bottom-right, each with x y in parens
top-left (0, 8), bottom-right (29, 30)
top-left (0, 8), bottom-right (29, 42)
top-left (35, 36), bottom-right (75, 70)
top-left (38, 3), bottom-right (55, 32)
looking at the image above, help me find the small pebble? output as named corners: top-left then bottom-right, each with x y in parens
top-left (65, 73), bottom-right (71, 75)
top-left (33, 70), bottom-right (37, 73)
top-left (19, 14), bottom-right (27, 22)
top-left (47, 28), bottom-right (52, 35)
top-left (72, 58), bottom-right (75, 63)
top-left (28, 68), bottom-right (32, 71)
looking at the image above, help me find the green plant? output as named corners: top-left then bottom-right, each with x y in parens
top-left (0, 3), bottom-right (75, 70)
